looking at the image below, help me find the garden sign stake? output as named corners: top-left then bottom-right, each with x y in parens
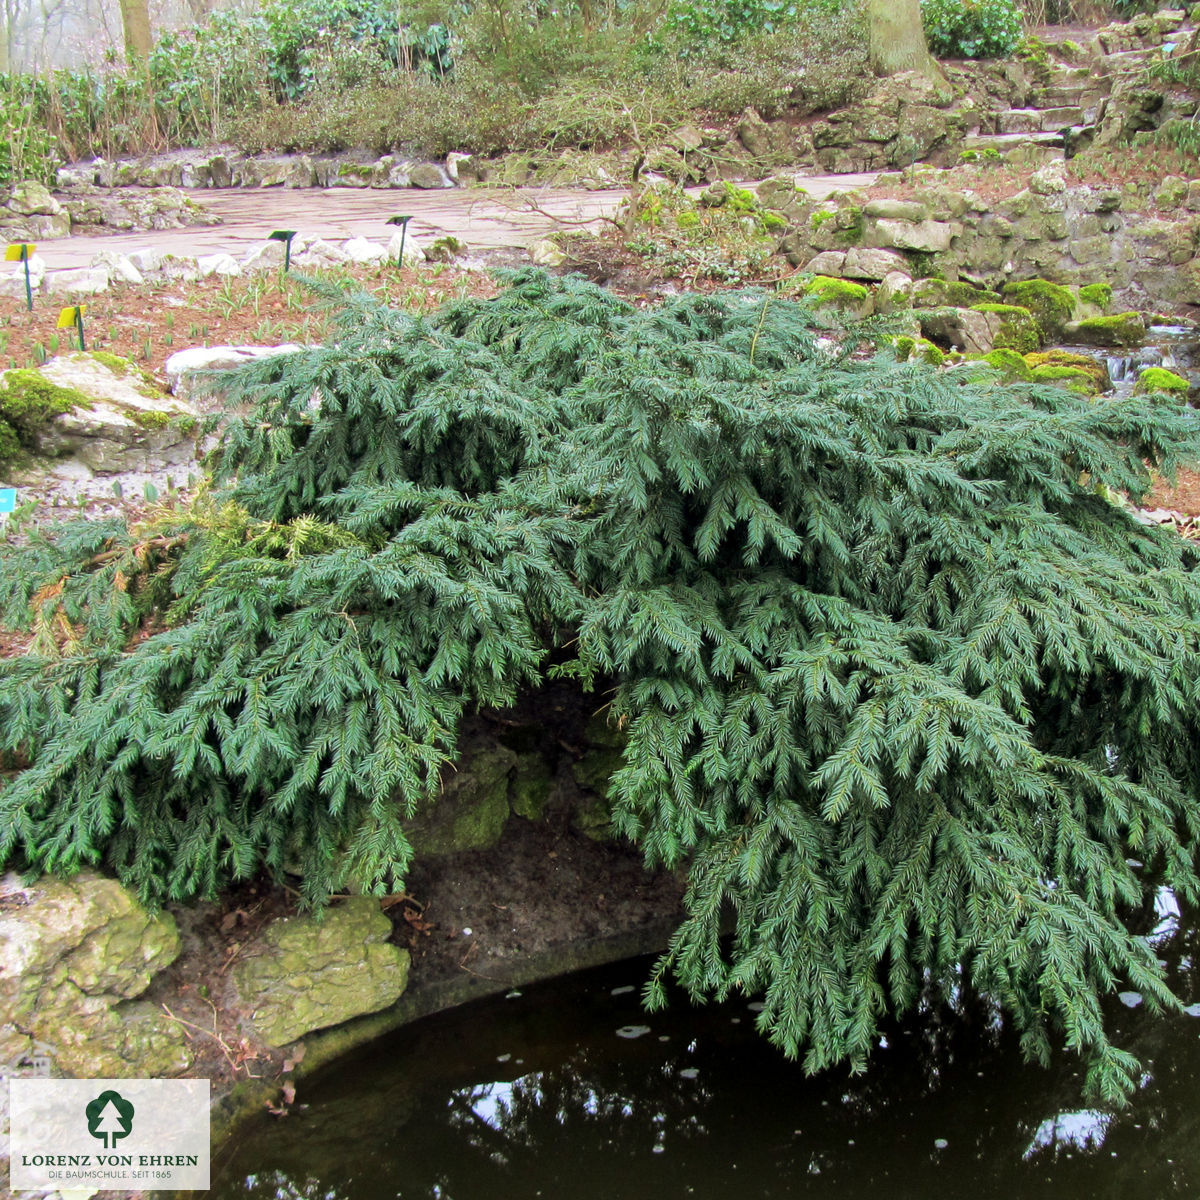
top-left (386, 214), bottom-right (413, 267)
top-left (5, 244), bottom-right (36, 311)
top-left (269, 230), bottom-right (298, 272)
top-left (57, 305), bottom-right (86, 351)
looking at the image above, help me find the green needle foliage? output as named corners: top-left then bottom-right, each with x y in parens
top-left (3, 270), bottom-right (1200, 1100)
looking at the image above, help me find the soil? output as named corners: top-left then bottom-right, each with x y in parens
top-left (136, 684), bottom-right (686, 1119)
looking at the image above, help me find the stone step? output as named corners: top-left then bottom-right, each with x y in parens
top-left (1032, 85), bottom-right (1088, 107)
top-left (1101, 47), bottom-right (1159, 70)
top-left (1038, 106), bottom-right (1086, 130)
top-left (961, 131), bottom-right (1065, 153)
top-left (997, 109), bottom-right (1043, 134)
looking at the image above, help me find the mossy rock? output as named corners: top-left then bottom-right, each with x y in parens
top-left (1001, 279), bottom-right (1076, 340)
top-left (1029, 365), bottom-right (1098, 396)
top-left (970, 304), bottom-right (1042, 354)
top-left (1025, 350), bottom-right (1110, 395)
top-left (892, 336), bottom-right (945, 367)
top-left (980, 348), bottom-right (1034, 382)
top-left (0, 368), bottom-right (92, 465)
top-left (1078, 282), bottom-right (1113, 313)
top-left (803, 275), bottom-right (871, 315)
top-left (911, 278), bottom-right (1001, 310)
top-left (510, 751), bottom-right (554, 820)
top-left (1134, 366), bottom-right (1190, 398)
top-left (1070, 312), bottom-right (1146, 348)
top-left (234, 899), bottom-right (410, 1047)
top-left (404, 742), bottom-right (516, 857)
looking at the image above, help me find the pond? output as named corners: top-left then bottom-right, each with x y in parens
top-left (212, 889), bottom-right (1200, 1200)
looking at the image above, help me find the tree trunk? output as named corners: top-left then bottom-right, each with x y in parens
top-left (117, 0), bottom-right (151, 62)
top-left (866, 0), bottom-right (943, 81)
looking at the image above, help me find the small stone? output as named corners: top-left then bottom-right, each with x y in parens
top-left (865, 218), bottom-right (953, 253)
top-left (842, 246), bottom-right (910, 281)
top-left (341, 236), bottom-right (387, 264)
top-left (1030, 163), bottom-right (1068, 196)
top-left (1154, 174), bottom-right (1189, 208)
top-left (43, 266), bottom-right (110, 296)
top-left (91, 251), bottom-right (144, 285)
top-left (409, 163), bottom-right (451, 189)
top-left (7, 179), bottom-right (62, 217)
top-left (386, 231), bottom-right (426, 268)
top-left (802, 251), bottom-right (847, 276)
top-left (197, 253), bottom-right (241, 279)
top-left (863, 198), bottom-right (930, 222)
top-left (241, 240), bottom-right (286, 272)
top-left (530, 238), bottom-right (567, 267)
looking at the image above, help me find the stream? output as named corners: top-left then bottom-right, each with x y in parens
top-left (210, 889), bottom-right (1200, 1200)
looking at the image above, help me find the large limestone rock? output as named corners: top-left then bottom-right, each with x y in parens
top-left (0, 871), bottom-right (189, 1076)
top-left (6, 180), bottom-right (63, 217)
top-left (864, 217), bottom-right (954, 253)
top-left (1, 353), bottom-right (197, 484)
top-left (165, 344), bottom-right (303, 401)
top-left (233, 899), bottom-right (410, 1047)
top-left (918, 307), bottom-right (1003, 354)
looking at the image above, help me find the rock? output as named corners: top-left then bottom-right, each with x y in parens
top-left (865, 218), bottom-right (954, 253)
top-left (160, 253), bottom-right (200, 282)
top-left (1030, 163), bottom-right (1068, 195)
top-left (1155, 174), bottom-right (1189, 208)
top-left (918, 307), bottom-right (1002, 354)
top-left (165, 344), bottom-right (303, 400)
top-left (333, 162), bottom-right (373, 188)
top-left (802, 275), bottom-right (873, 318)
top-left (234, 155), bottom-right (316, 189)
top-left (209, 154), bottom-right (233, 189)
top-left (241, 240), bottom-right (287, 272)
top-left (424, 235), bottom-right (466, 262)
top-left (446, 152), bottom-right (481, 183)
top-left (43, 266), bottom-right (110, 296)
top-left (737, 108), bottom-right (775, 158)
top-left (802, 250), bottom-right (847, 276)
top-left (530, 238), bottom-right (567, 267)
top-left (2, 353), bottom-right (197, 479)
top-left (292, 236), bottom-right (351, 269)
top-left (197, 252), bottom-right (241, 279)
top-left (911, 278), bottom-right (1000, 308)
top-left (0, 870), bottom-right (189, 1077)
top-left (409, 163), bottom-right (452, 189)
top-left (386, 231), bottom-right (426, 268)
top-left (1067, 311), bottom-right (1147, 348)
top-left (6, 179), bottom-right (63, 217)
top-left (128, 247), bottom-right (164, 274)
top-left (342, 236), bottom-right (388, 264)
top-left (405, 742), bottom-right (517, 857)
top-left (233, 898), bottom-right (410, 1048)
top-left (875, 270), bottom-right (915, 314)
top-left (1134, 365), bottom-right (1190, 397)
top-left (1001, 278), bottom-right (1077, 339)
top-left (91, 250), bottom-right (145, 285)
top-left (864, 198), bottom-right (930, 222)
top-left (842, 247), bottom-right (910, 281)
top-left (0, 252), bottom-right (46, 300)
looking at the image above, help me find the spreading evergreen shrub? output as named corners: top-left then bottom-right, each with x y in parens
top-left (2, 270), bottom-right (1200, 1101)
top-left (920, 0), bottom-right (1023, 59)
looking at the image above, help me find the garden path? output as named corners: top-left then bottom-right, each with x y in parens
top-left (32, 173), bottom-right (879, 270)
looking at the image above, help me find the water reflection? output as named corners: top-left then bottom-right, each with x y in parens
top-left (214, 908), bottom-right (1200, 1200)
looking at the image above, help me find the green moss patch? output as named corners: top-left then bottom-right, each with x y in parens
top-left (1001, 279), bottom-right (1076, 339)
top-left (1078, 282), bottom-right (1113, 312)
top-left (971, 304), bottom-right (1042, 354)
top-left (1073, 312), bottom-right (1146, 348)
top-left (1024, 350), bottom-right (1110, 395)
top-left (912, 279), bottom-right (1001, 309)
top-left (803, 275), bottom-right (870, 311)
top-left (0, 368), bottom-right (91, 464)
top-left (980, 348), bottom-right (1034, 382)
top-left (1030, 365), bottom-right (1097, 395)
top-left (1134, 366), bottom-right (1190, 398)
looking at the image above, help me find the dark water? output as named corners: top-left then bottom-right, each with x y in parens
top-left (212, 892), bottom-right (1200, 1200)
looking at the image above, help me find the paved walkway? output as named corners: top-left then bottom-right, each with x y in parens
top-left (31, 173), bottom-right (879, 271)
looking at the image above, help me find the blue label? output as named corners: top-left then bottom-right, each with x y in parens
top-left (0, 489), bottom-right (17, 513)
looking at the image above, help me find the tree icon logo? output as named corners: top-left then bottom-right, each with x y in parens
top-left (85, 1090), bottom-right (135, 1149)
